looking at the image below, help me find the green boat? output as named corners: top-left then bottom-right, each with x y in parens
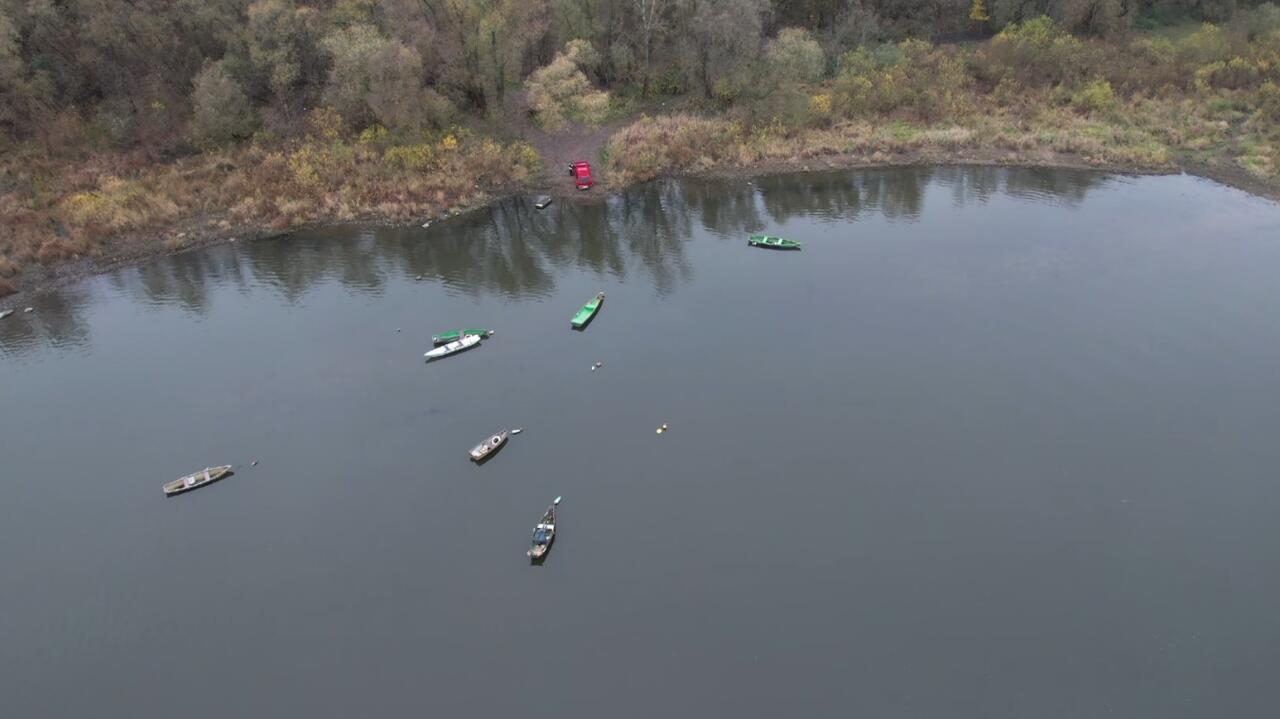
top-left (431, 329), bottom-right (494, 345)
top-left (571, 292), bottom-right (605, 329)
top-left (748, 234), bottom-right (801, 250)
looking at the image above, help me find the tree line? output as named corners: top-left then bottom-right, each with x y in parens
top-left (0, 0), bottom-right (1265, 153)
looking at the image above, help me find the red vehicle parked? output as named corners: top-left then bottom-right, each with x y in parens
top-left (568, 160), bottom-right (594, 190)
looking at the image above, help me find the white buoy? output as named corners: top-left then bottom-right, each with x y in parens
top-left (251, 460), bottom-right (258, 467)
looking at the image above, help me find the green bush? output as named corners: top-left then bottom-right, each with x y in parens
top-left (977, 16), bottom-right (1099, 88)
top-left (1071, 79), bottom-right (1117, 113)
top-left (766, 28), bottom-right (826, 84)
top-left (832, 40), bottom-right (969, 122)
top-left (1253, 81), bottom-right (1280, 121)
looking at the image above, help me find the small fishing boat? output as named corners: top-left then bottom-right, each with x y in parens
top-left (424, 333), bottom-right (481, 361)
top-left (571, 292), bottom-right (605, 329)
top-left (0, 309), bottom-right (12, 320)
top-left (534, 196), bottom-right (553, 209)
top-left (748, 234), bottom-right (801, 250)
top-left (163, 465), bottom-right (233, 497)
top-left (469, 430), bottom-right (509, 462)
top-left (528, 497), bottom-right (561, 560)
top-left (431, 329), bottom-right (494, 345)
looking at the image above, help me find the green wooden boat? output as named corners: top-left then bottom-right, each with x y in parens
top-left (571, 292), bottom-right (605, 329)
top-left (748, 234), bottom-right (801, 250)
top-left (431, 328), bottom-right (494, 345)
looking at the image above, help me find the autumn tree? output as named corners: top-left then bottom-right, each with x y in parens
top-left (676, 0), bottom-right (769, 100)
top-left (191, 61), bottom-right (258, 147)
top-left (527, 40), bottom-right (610, 129)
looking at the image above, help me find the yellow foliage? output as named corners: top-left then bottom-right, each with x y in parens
top-left (308, 107), bottom-right (344, 142)
top-left (382, 143), bottom-right (435, 170)
top-left (358, 125), bottom-right (389, 145)
top-left (439, 134), bottom-right (459, 151)
top-left (810, 93), bottom-right (833, 117)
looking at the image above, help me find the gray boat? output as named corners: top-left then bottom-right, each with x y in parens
top-left (163, 465), bottom-right (233, 496)
top-left (528, 498), bottom-right (561, 560)
top-left (469, 430), bottom-right (509, 462)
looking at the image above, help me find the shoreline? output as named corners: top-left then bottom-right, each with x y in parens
top-left (4, 150), bottom-right (1277, 304)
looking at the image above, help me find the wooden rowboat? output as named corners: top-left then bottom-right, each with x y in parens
top-left (534, 196), bottom-right (553, 209)
top-left (571, 292), bottom-right (605, 329)
top-left (431, 329), bottom-right (493, 345)
top-left (527, 501), bottom-right (558, 560)
top-left (424, 333), bottom-right (481, 360)
top-left (163, 465), bottom-right (233, 496)
top-left (469, 430), bottom-right (509, 462)
top-left (748, 234), bottom-right (801, 250)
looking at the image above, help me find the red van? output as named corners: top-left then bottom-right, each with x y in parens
top-left (568, 161), bottom-right (593, 190)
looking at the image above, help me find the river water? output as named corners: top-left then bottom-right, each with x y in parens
top-left (3, 167), bottom-right (1280, 717)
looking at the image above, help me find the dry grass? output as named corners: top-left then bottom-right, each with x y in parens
top-left (606, 90), bottom-right (1277, 186)
top-left (0, 125), bottom-right (541, 292)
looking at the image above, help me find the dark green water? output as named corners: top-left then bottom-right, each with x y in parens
top-left (3, 167), bottom-right (1280, 717)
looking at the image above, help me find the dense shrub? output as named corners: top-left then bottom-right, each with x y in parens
top-left (605, 115), bottom-right (740, 183)
top-left (832, 40), bottom-right (969, 122)
top-left (976, 16), bottom-right (1099, 88)
top-left (766, 28), bottom-right (826, 84)
top-left (1071, 79), bottom-right (1117, 113)
top-left (1252, 81), bottom-right (1280, 120)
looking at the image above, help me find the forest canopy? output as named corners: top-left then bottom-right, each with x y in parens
top-left (0, 0), bottom-right (1270, 152)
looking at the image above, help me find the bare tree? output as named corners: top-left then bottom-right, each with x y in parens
top-left (633, 0), bottom-right (670, 96)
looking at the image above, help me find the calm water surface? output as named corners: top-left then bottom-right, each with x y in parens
top-left (4, 167), bottom-right (1280, 717)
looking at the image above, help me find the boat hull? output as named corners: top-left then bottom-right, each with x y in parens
top-left (527, 505), bottom-right (557, 561)
top-left (163, 466), bottom-right (233, 496)
top-left (528, 537), bottom-right (554, 562)
top-left (469, 431), bottom-right (509, 462)
top-left (748, 235), bottom-right (801, 250)
top-left (571, 292), bottom-right (605, 329)
top-left (431, 329), bottom-right (493, 345)
top-left (424, 334), bottom-right (481, 360)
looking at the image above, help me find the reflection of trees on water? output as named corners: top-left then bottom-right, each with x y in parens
top-left (0, 285), bottom-right (92, 357)
top-left (118, 244), bottom-right (248, 315)
top-left (935, 166), bottom-right (1106, 209)
top-left (752, 166), bottom-right (1111, 225)
top-left (1, 167), bottom-right (1117, 354)
top-left (681, 179), bottom-right (764, 238)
